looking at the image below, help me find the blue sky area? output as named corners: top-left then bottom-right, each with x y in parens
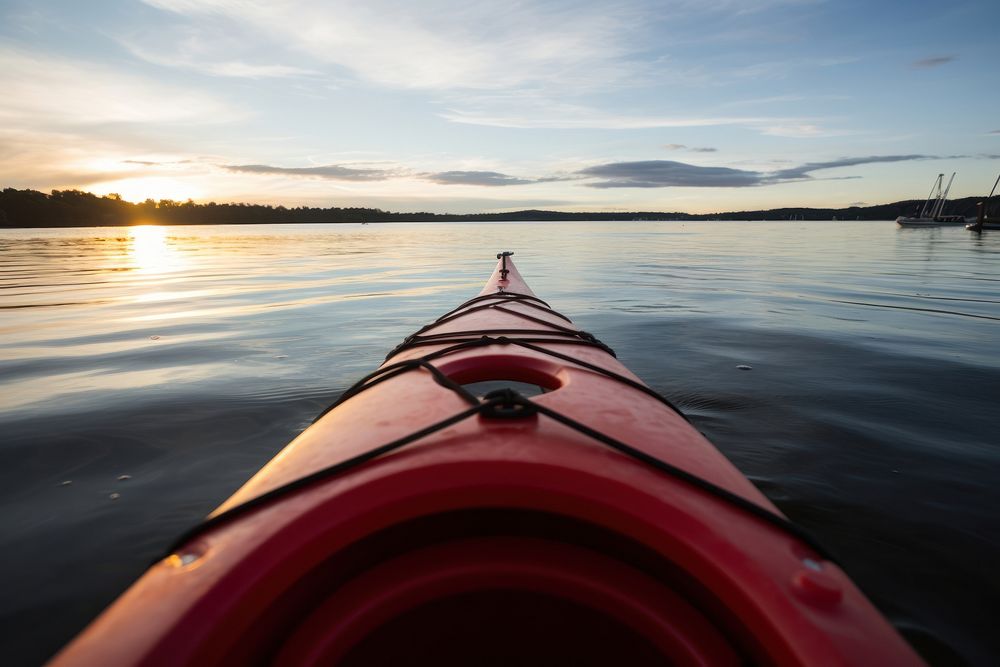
top-left (2, 0), bottom-right (998, 213)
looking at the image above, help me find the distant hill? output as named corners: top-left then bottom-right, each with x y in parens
top-left (0, 187), bottom-right (992, 228)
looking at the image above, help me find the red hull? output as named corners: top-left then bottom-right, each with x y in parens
top-left (51, 255), bottom-right (922, 666)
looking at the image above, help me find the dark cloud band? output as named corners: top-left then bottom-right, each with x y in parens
top-left (578, 155), bottom-right (938, 189)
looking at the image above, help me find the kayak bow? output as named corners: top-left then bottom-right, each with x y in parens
top-left (52, 253), bottom-right (922, 666)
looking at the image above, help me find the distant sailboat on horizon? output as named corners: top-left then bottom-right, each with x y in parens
top-left (896, 172), bottom-right (966, 227)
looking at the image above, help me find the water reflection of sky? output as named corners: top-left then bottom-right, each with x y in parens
top-left (2, 220), bottom-right (998, 415)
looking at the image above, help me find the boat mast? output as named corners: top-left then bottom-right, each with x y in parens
top-left (920, 174), bottom-right (943, 218)
top-left (986, 173), bottom-right (1000, 218)
top-left (932, 172), bottom-right (956, 219)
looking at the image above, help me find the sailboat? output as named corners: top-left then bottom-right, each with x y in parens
top-left (896, 172), bottom-right (966, 226)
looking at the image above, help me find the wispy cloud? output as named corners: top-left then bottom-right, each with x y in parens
top-left (132, 0), bottom-right (848, 140)
top-left (221, 163), bottom-right (404, 181)
top-left (140, 0), bottom-right (644, 92)
top-left (440, 99), bottom-right (780, 130)
top-left (0, 129), bottom-right (181, 190)
top-left (124, 159), bottom-right (194, 166)
top-left (721, 93), bottom-right (851, 108)
top-left (988, 130), bottom-right (1000, 135)
top-left (664, 144), bottom-right (718, 152)
top-left (769, 155), bottom-right (931, 180)
top-left (911, 55), bottom-right (955, 69)
top-left (728, 56), bottom-right (858, 81)
top-left (118, 32), bottom-right (320, 79)
top-left (578, 154), bottom-right (937, 188)
top-left (0, 47), bottom-right (236, 125)
top-left (759, 123), bottom-right (834, 137)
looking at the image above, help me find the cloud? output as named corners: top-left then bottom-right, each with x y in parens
top-left (119, 33), bottom-right (320, 79)
top-left (579, 161), bottom-right (763, 188)
top-left (577, 154), bottom-right (936, 188)
top-left (422, 171), bottom-right (535, 187)
top-left (769, 154), bottom-right (930, 180)
top-left (437, 91), bottom-right (820, 134)
top-left (0, 47), bottom-right (236, 126)
top-left (221, 163), bottom-right (403, 181)
top-left (124, 159), bottom-right (194, 166)
top-left (139, 0), bottom-right (644, 92)
top-left (0, 129), bottom-right (167, 189)
top-left (849, 201), bottom-right (868, 206)
top-left (911, 55), bottom-right (955, 69)
top-left (759, 123), bottom-right (829, 137)
top-left (441, 100), bottom-right (777, 130)
top-left (132, 0), bottom-right (841, 137)
top-left (989, 130), bottom-right (1000, 135)
top-left (664, 144), bottom-right (717, 152)
top-left (219, 164), bottom-right (558, 187)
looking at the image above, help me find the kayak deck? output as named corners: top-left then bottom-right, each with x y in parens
top-left (51, 253), bottom-right (922, 666)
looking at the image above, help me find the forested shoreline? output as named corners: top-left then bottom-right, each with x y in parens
top-left (0, 187), bottom-right (985, 227)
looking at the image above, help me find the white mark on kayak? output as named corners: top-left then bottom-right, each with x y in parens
top-left (117, 474), bottom-right (131, 481)
top-left (803, 558), bottom-right (823, 571)
top-left (168, 545), bottom-right (206, 567)
top-left (109, 492), bottom-right (121, 500)
top-left (59, 480), bottom-right (72, 486)
top-left (737, 364), bottom-right (753, 371)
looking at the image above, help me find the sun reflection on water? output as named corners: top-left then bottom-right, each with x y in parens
top-left (128, 225), bottom-right (185, 274)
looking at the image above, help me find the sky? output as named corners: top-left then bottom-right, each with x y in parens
top-left (1, 0), bottom-right (998, 214)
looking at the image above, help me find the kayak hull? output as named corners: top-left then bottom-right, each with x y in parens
top-left (51, 255), bottom-right (923, 666)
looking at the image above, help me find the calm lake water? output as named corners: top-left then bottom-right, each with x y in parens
top-left (1, 221), bottom-right (998, 665)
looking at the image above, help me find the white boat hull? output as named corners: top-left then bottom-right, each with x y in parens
top-left (896, 216), bottom-right (968, 227)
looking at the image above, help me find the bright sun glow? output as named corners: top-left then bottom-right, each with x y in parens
top-left (129, 225), bottom-right (185, 274)
top-left (96, 177), bottom-right (201, 203)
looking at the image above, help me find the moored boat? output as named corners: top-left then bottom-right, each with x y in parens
top-left (51, 253), bottom-right (924, 666)
top-left (897, 172), bottom-right (965, 226)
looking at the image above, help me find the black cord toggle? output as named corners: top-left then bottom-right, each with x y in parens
top-left (480, 388), bottom-right (538, 419)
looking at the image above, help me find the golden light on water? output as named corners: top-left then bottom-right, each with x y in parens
top-left (128, 225), bottom-right (185, 274)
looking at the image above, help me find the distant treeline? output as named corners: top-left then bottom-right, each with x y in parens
top-left (0, 187), bottom-right (989, 228)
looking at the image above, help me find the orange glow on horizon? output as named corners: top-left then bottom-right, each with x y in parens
top-left (94, 177), bottom-right (201, 204)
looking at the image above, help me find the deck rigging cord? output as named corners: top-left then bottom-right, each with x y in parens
top-left (162, 290), bottom-right (838, 567)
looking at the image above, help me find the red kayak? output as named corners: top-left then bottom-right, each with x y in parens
top-left (52, 253), bottom-right (923, 666)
